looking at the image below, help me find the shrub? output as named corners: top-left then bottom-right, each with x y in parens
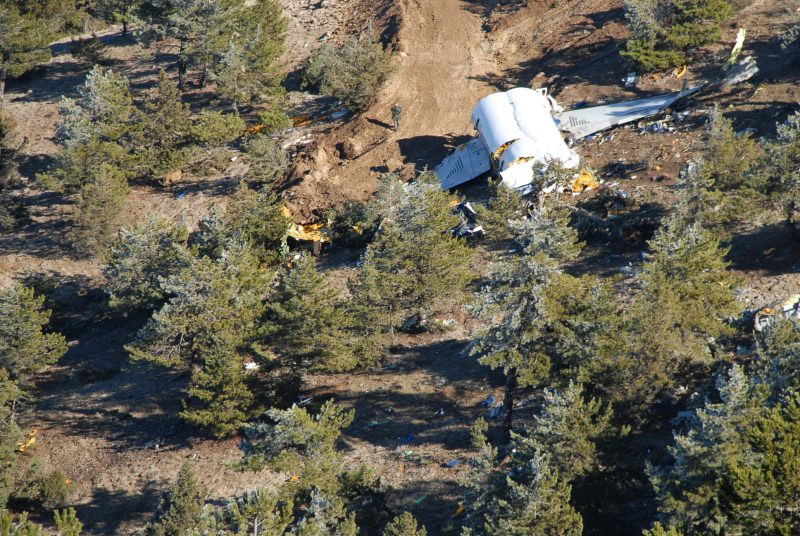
top-left (302, 35), bottom-right (394, 112)
top-left (71, 163), bottom-right (130, 255)
top-left (39, 470), bottom-right (71, 509)
top-left (245, 133), bottom-right (288, 187)
top-left (103, 217), bottom-right (190, 314)
top-left (0, 283), bottom-right (67, 387)
top-left (149, 464), bottom-right (206, 536)
top-left (622, 0), bottom-right (734, 71)
top-left (188, 111), bottom-right (245, 148)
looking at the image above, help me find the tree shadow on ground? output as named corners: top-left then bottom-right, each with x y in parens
top-left (75, 481), bottom-right (164, 535)
top-left (34, 314), bottom-right (195, 453)
top-left (0, 191), bottom-right (80, 261)
top-left (310, 339), bottom-right (501, 452)
top-left (726, 222), bottom-right (800, 276)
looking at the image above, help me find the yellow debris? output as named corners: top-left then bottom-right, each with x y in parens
top-left (572, 170), bottom-right (601, 193)
top-left (288, 474), bottom-right (300, 483)
top-left (674, 65), bottom-right (688, 79)
top-left (453, 505), bottom-right (466, 518)
top-left (282, 206), bottom-right (332, 243)
top-left (16, 430), bottom-right (37, 453)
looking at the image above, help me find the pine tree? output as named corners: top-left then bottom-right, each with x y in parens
top-left (127, 238), bottom-right (268, 369)
top-left (758, 112), bottom-right (800, 236)
top-left (720, 392), bottom-right (800, 534)
top-left (0, 283), bottom-right (66, 387)
top-left (470, 204), bottom-right (612, 435)
top-left (622, 0), bottom-right (733, 71)
top-left (44, 66), bottom-right (137, 191)
top-left (135, 70), bottom-right (192, 178)
top-left (0, 6), bottom-right (52, 106)
top-left (479, 452), bottom-right (583, 536)
top-left (246, 133), bottom-right (288, 188)
top-left (513, 382), bottom-right (612, 483)
top-left (349, 173), bottom-right (473, 338)
top-left (0, 368), bottom-right (24, 508)
top-left (302, 34), bottom-right (394, 112)
top-left (261, 254), bottom-right (356, 372)
top-left (71, 163), bottom-right (130, 254)
top-left (53, 508), bottom-right (83, 536)
top-left (648, 365), bottom-right (766, 532)
top-left (600, 219), bottom-right (740, 414)
top-left (104, 217), bottom-right (190, 314)
top-left (196, 183), bottom-right (289, 265)
top-left (180, 349), bottom-right (255, 437)
top-left (149, 464), bottom-right (207, 536)
top-left (214, 0), bottom-right (287, 114)
top-left (384, 512), bottom-right (427, 536)
top-left (243, 400), bottom-right (354, 492)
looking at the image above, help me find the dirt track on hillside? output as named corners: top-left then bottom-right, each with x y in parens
top-left (285, 0), bottom-right (500, 220)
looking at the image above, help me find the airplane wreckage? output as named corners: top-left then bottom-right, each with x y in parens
top-left (434, 49), bottom-right (759, 192)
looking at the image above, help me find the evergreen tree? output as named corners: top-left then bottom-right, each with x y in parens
top-left (622, 0), bottom-right (733, 71)
top-left (595, 219), bottom-right (740, 414)
top-left (135, 70), bottom-right (192, 178)
top-left (53, 508), bottom-right (83, 536)
top-left (214, 0), bottom-right (287, 114)
top-left (470, 204), bottom-right (614, 435)
top-left (758, 112), bottom-right (800, 235)
top-left (128, 238), bottom-right (267, 368)
top-left (104, 217), bottom-right (190, 314)
top-left (127, 239), bottom-right (269, 434)
top-left (261, 254), bottom-right (356, 372)
top-left (43, 66), bottom-right (137, 190)
top-left (0, 6), bottom-right (52, 106)
top-left (246, 133), bottom-right (288, 187)
top-left (71, 163), bottom-right (130, 254)
top-left (468, 451), bottom-right (583, 536)
top-left (149, 464), bottom-right (206, 536)
top-left (244, 400), bottom-right (354, 492)
top-left (180, 349), bottom-right (255, 437)
top-left (196, 183), bottom-right (289, 265)
top-left (384, 512), bottom-right (427, 536)
top-left (349, 173), bottom-right (473, 338)
top-left (0, 283), bottom-right (66, 387)
top-left (513, 382), bottom-right (612, 483)
top-left (0, 368), bottom-right (24, 508)
top-left (302, 34), bottom-right (394, 112)
top-left (648, 366), bottom-right (766, 532)
top-left (720, 392), bottom-right (800, 534)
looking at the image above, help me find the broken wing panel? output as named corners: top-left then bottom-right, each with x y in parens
top-left (554, 89), bottom-right (700, 140)
top-left (435, 137), bottom-right (493, 189)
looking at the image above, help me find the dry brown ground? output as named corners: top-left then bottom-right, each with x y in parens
top-left (1, 0), bottom-right (800, 534)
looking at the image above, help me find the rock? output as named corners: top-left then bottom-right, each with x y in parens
top-left (341, 137), bottom-right (364, 160)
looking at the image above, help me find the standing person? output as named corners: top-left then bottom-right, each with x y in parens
top-left (391, 103), bottom-right (402, 131)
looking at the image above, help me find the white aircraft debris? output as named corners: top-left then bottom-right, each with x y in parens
top-left (435, 87), bottom-right (579, 191)
top-left (435, 37), bottom-right (759, 192)
top-left (554, 87), bottom-right (700, 141)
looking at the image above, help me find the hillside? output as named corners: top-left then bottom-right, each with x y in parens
top-left (1, 0), bottom-right (800, 534)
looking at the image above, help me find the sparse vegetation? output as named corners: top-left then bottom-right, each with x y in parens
top-left (3, 0), bottom-right (800, 534)
top-left (303, 34), bottom-right (395, 111)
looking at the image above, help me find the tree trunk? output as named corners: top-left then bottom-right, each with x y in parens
top-left (0, 66), bottom-right (7, 109)
top-left (122, 20), bottom-right (128, 36)
top-left (178, 39), bottom-right (187, 90)
top-left (199, 63), bottom-right (208, 88)
top-left (502, 370), bottom-right (517, 444)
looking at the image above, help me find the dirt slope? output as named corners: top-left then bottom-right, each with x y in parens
top-left (285, 0), bottom-right (499, 219)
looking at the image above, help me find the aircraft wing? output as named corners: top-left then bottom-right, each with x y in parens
top-left (554, 88), bottom-right (700, 140)
top-left (434, 137), bottom-right (492, 189)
